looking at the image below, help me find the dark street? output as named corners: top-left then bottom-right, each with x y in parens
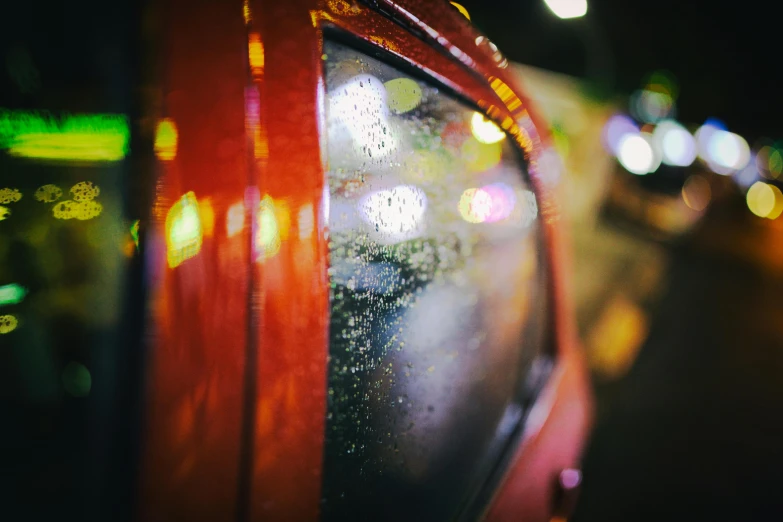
top-left (575, 210), bottom-right (783, 520)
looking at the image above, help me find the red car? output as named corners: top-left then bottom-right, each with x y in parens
top-left (0, 1), bottom-right (591, 521)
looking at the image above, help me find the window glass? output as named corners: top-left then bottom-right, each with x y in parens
top-left (0, 2), bottom-right (143, 520)
top-left (322, 40), bottom-right (549, 521)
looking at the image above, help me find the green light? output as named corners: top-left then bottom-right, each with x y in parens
top-left (62, 362), bottom-right (92, 397)
top-left (130, 219), bottom-right (140, 251)
top-left (0, 109), bottom-right (129, 162)
top-left (0, 283), bottom-right (27, 306)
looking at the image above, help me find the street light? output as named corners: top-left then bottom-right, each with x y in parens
top-left (543, 0), bottom-right (588, 19)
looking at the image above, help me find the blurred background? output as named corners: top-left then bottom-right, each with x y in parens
top-left (457, 0), bottom-right (783, 519)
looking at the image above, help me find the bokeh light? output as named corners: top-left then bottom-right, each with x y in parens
top-left (154, 118), bottom-right (178, 161)
top-left (384, 78), bottom-right (422, 114)
top-left (0, 283), bottom-right (27, 306)
top-left (459, 183), bottom-right (517, 223)
top-left (681, 175), bottom-right (711, 211)
top-left (461, 137), bottom-right (502, 172)
top-left (226, 201), bottom-right (245, 237)
top-left (543, 0), bottom-right (588, 19)
top-left (617, 133), bottom-right (657, 175)
top-left (631, 89), bottom-right (674, 124)
top-left (0, 314), bottom-right (18, 334)
top-left (653, 120), bottom-right (696, 167)
top-left (360, 185), bottom-right (427, 243)
top-left (329, 74), bottom-right (395, 158)
top-left (602, 114), bottom-right (638, 155)
top-left (256, 195), bottom-right (281, 260)
top-left (470, 112), bottom-right (505, 144)
top-left (707, 130), bottom-right (750, 172)
top-left (746, 181), bottom-right (783, 219)
top-left (166, 192), bottom-right (203, 268)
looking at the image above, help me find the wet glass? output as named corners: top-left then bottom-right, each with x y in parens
top-left (321, 40), bottom-right (550, 521)
top-left (0, 2), bottom-right (146, 520)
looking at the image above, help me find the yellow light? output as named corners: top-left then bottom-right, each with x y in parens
top-left (243, 0), bottom-right (251, 24)
top-left (154, 119), bottom-right (178, 161)
top-left (0, 314), bottom-right (18, 334)
top-left (256, 195), bottom-right (281, 260)
top-left (450, 2), bottom-right (471, 20)
top-left (0, 206), bottom-right (9, 221)
top-left (34, 184), bottom-right (62, 202)
top-left (461, 137), bottom-right (502, 172)
top-left (248, 32), bottom-right (264, 74)
top-left (226, 201), bottom-right (245, 237)
top-left (166, 192), bottom-right (203, 268)
top-left (470, 112), bottom-right (505, 144)
top-left (384, 78), bottom-right (422, 114)
top-left (746, 181), bottom-right (778, 218)
top-left (0, 188), bottom-right (22, 204)
top-left (768, 184), bottom-right (783, 220)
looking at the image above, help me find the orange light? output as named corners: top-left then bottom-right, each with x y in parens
top-left (248, 32), bottom-right (264, 75)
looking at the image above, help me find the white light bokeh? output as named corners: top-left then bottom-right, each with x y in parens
top-left (653, 120), bottom-right (696, 167)
top-left (359, 185), bottom-right (427, 244)
top-left (602, 114), bottom-right (639, 155)
top-left (617, 133), bottom-right (657, 175)
top-left (470, 112), bottom-right (506, 144)
top-left (329, 74), bottom-right (396, 159)
top-left (543, 0), bottom-right (588, 19)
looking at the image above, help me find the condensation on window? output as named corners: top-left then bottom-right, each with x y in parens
top-left (321, 40), bottom-right (549, 522)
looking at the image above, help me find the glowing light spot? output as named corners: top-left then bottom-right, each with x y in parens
top-left (543, 0), bottom-right (587, 19)
top-left (0, 284), bottom-right (27, 306)
top-left (53, 199), bottom-right (103, 220)
top-left (631, 89), bottom-right (673, 124)
top-left (243, 0), bottom-right (251, 24)
top-left (198, 199), bottom-right (215, 237)
top-left (746, 181), bottom-right (780, 218)
top-left (256, 195), bottom-right (281, 260)
top-left (0, 188), bottom-right (22, 204)
top-left (248, 32), bottom-right (264, 74)
top-left (681, 175), bottom-right (711, 211)
top-left (166, 192), bottom-right (203, 268)
top-left (653, 120), bottom-right (696, 167)
top-left (450, 2), bottom-right (471, 20)
top-left (706, 130), bottom-right (750, 172)
top-left (0, 314), bottom-right (18, 334)
top-left (130, 220), bottom-right (140, 251)
top-left (329, 74), bottom-right (395, 158)
top-left (470, 112), bottom-right (505, 144)
top-left (0, 111), bottom-right (129, 162)
top-left (360, 185), bottom-right (427, 244)
top-left (226, 201), bottom-right (245, 237)
top-left (617, 133), bottom-right (656, 175)
top-left (70, 181), bottom-right (99, 201)
top-left (602, 114), bottom-right (638, 155)
top-left (34, 184), bottom-right (62, 202)
top-left (461, 137), bottom-right (502, 172)
top-left (154, 119), bottom-right (178, 161)
top-left (327, 0), bottom-right (362, 15)
top-left (384, 78), bottom-right (422, 114)
top-left (62, 362), bottom-right (91, 397)
top-left (298, 203), bottom-right (315, 240)
top-left (459, 187), bottom-right (493, 223)
top-left (0, 206), bottom-right (9, 220)
top-left (735, 155), bottom-right (759, 189)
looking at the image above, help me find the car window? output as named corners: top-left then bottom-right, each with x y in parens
top-left (321, 39), bottom-right (550, 522)
top-left (0, 2), bottom-right (144, 520)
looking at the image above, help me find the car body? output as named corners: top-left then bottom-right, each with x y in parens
top-left (0, 1), bottom-right (591, 521)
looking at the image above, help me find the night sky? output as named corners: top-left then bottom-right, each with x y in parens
top-left (460, 0), bottom-right (783, 144)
